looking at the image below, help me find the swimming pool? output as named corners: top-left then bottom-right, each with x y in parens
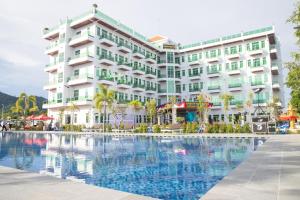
top-left (0, 132), bottom-right (264, 200)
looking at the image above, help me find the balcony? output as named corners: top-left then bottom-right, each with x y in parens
top-left (98, 54), bottom-right (115, 66)
top-left (230, 100), bottom-right (244, 108)
top-left (271, 65), bottom-right (279, 75)
top-left (206, 57), bottom-right (219, 63)
top-left (145, 55), bottom-right (156, 64)
top-left (67, 74), bottom-right (93, 86)
top-left (248, 49), bottom-right (264, 56)
top-left (132, 84), bottom-right (145, 92)
top-left (45, 43), bottom-right (59, 55)
top-left (99, 35), bottom-right (115, 47)
top-left (226, 53), bottom-right (240, 60)
top-left (145, 86), bottom-right (156, 94)
top-left (189, 87), bottom-right (201, 94)
top-left (132, 50), bottom-right (145, 59)
top-left (44, 63), bottom-right (60, 72)
top-left (157, 74), bottom-right (167, 81)
top-left (66, 96), bottom-right (93, 106)
top-left (117, 80), bottom-right (132, 89)
top-left (227, 69), bottom-right (241, 75)
top-left (158, 89), bottom-right (167, 95)
top-left (157, 60), bottom-right (167, 67)
top-left (117, 99), bottom-right (131, 104)
top-left (43, 82), bottom-right (57, 91)
top-left (253, 99), bottom-right (267, 106)
top-left (132, 66), bottom-right (145, 75)
top-left (272, 80), bottom-right (280, 90)
top-left (211, 102), bottom-right (222, 110)
top-left (117, 43), bottom-right (131, 54)
top-left (228, 82), bottom-right (242, 92)
top-left (69, 32), bottom-right (94, 47)
top-left (145, 70), bottom-right (156, 79)
top-left (68, 53), bottom-right (93, 66)
top-left (251, 81), bottom-right (266, 89)
top-left (270, 45), bottom-right (278, 60)
top-left (189, 60), bottom-right (200, 66)
top-left (42, 100), bottom-right (64, 109)
top-left (98, 75), bottom-right (114, 85)
top-left (42, 26), bottom-right (59, 40)
top-left (207, 70), bottom-right (221, 78)
top-left (189, 73), bottom-right (201, 80)
top-left (208, 85), bottom-right (221, 93)
top-left (117, 62), bottom-right (132, 71)
top-left (250, 66), bottom-right (265, 73)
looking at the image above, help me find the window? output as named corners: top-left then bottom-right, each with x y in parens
top-left (74, 114), bottom-right (77, 124)
top-left (261, 41), bottom-right (265, 48)
top-left (252, 41), bottom-right (260, 50)
top-left (167, 66), bottom-right (174, 78)
top-left (182, 84), bottom-right (185, 91)
top-left (240, 61), bottom-right (243, 68)
top-left (253, 58), bottom-right (260, 67)
top-left (96, 47), bottom-right (100, 56)
top-left (96, 27), bottom-right (101, 36)
top-left (74, 90), bottom-right (79, 100)
top-left (57, 93), bottom-right (62, 103)
top-left (263, 57), bottom-right (267, 65)
top-left (167, 52), bottom-right (174, 63)
top-left (238, 45), bottom-right (242, 52)
top-left (58, 73), bottom-right (63, 83)
top-left (182, 70), bottom-right (185, 76)
top-left (230, 46), bottom-right (237, 54)
top-left (75, 50), bottom-right (80, 56)
top-left (74, 69), bottom-right (79, 76)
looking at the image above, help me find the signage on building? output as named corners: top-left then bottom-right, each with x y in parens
top-left (252, 122), bottom-right (267, 133)
top-left (268, 122), bottom-right (276, 134)
top-left (163, 44), bottom-right (176, 50)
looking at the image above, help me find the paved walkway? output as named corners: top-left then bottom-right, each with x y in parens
top-left (201, 134), bottom-right (300, 200)
top-left (0, 166), bottom-right (157, 200)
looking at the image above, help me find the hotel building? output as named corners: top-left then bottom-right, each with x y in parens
top-left (42, 5), bottom-right (284, 127)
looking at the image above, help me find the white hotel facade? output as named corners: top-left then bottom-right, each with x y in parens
top-left (43, 5), bottom-right (284, 127)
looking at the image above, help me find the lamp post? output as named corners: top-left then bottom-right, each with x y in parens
top-left (1, 104), bottom-right (4, 120)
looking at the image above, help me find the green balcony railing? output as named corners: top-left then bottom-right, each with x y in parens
top-left (133, 49), bottom-right (145, 56)
top-left (98, 75), bottom-right (114, 82)
top-left (207, 69), bottom-right (220, 74)
top-left (208, 85), bottom-right (221, 90)
top-left (66, 96), bottom-right (92, 103)
top-left (228, 82), bottom-right (242, 88)
top-left (117, 42), bottom-right (131, 50)
top-left (158, 74), bottom-right (166, 78)
top-left (99, 34), bottom-right (115, 42)
top-left (145, 55), bottom-right (156, 61)
top-left (189, 87), bottom-right (201, 92)
top-left (230, 100), bottom-right (243, 105)
top-left (133, 66), bottom-right (145, 72)
top-left (251, 81), bottom-right (264, 86)
top-left (212, 102), bottom-right (221, 106)
top-left (71, 31), bottom-right (93, 41)
top-left (146, 70), bottom-right (156, 76)
top-left (146, 86), bottom-right (156, 91)
top-left (70, 52), bottom-right (93, 61)
top-left (253, 99), bottom-right (267, 104)
top-left (98, 54), bottom-right (115, 62)
top-left (117, 79), bottom-right (132, 85)
top-left (117, 61), bottom-right (132, 67)
top-left (189, 72), bottom-right (200, 77)
top-left (158, 89), bottom-right (167, 93)
top-left (133, 83), bottom-right (145, 89)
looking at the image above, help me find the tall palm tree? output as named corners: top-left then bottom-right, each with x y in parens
top-left (197, 93), bottom-right (206, 123)
top-left (245, 92), bottom-right (254, 122)
top-left (94, 84), bottom-right (115, 132)
top-left (128, 100), bottom-right (142, 128)
top-left (170, 96), bottom-right (177, 124)
top-left (220, 93), bottom-right (234, 123)
top-left (145, 99), bottom-right (157, 126)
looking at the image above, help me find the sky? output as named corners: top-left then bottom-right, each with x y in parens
top-left (0, 0), bottom-right (297, 98)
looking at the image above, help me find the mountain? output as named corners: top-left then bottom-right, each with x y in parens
top-left (0, 92), bottom-right (46, 111)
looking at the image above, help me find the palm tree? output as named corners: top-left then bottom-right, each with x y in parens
top-left (11, 93), bottom-right (39, 119)
top-left (128, 100), bottom-right (142, 128)
top-left (267, 97), bottom-right (282, 121)
top-left (94, 84), bottom-right (115, 132)
top-left (170, 96), bottom-right (177, 124)
top-left (67, 102), bottom-right (79, 131)
top-left (245, 92), bottom-right (254, 122)
top-left (220, 93), bottom-right (234, 123)
top-left (145, 99), bottom-right (157, 126)
top-left (197, 93), bottom-right (206, 123)
top-left (235, 102), bottom-right (244, 124)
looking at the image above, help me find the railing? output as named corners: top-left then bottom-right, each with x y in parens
top-left (70, 52), bottom-right (93, 60)
top-left (146, 70), bottom-right (156, 76)
top-left (208, 85), bottom-right (221, 90)
top-left (230, 100), bottom-right (243, 105)
top-left (133, 49), bottom-right (145, 56)
top-left (157, 74), bottom-right (166, 78)
top-left (251, 81), bottom-right (264, 86)
top-left (158, 89), bottom-right (167, 93)
top-left (46, 42), bottom-right (59, 50)
top-left (157, 60), bottom-right (167, 64)
top-left (117, 42), bottom-right (131, 49)
top-left (117, 79), bottom-right (132, 85)
top-left (132, 84), bottom-right (145, 89)
top-left (228, 82), bottom-right (242, 88)
top-left (70, 31), bottom-right (93, 41)
top-left (99, 34), bottom-right (115, 42)
top-left (145, 55), bottom-right (156, 61)
top-left (207, 69), bottom-right (220, 74)
top-left (98, 54), bottom-right (115, 62)
top-left (98, 75), bottom-right (114, 82)
top-left (117, 99), bottom-right (130, 104)
top-left (68, 74), bottom-right (93, 82)
top-left (212, 102), bottom-right (221, 106)
top-left (117, 61), bottom-right (132, 67)
top-left (189, 87), bottom-right (201, 92)
top-left (133, 66), bottom-right (145, 72)
top-left (146, 86), bottom-right (156, 91)
top-left (253, 99), bottom-right (267, 104)
top-left (45, 62), bottom-right (60, 68)
top-left (189, 73), bottom-right (200, 77)
top-left (66, 96), bottom-right (92, 103)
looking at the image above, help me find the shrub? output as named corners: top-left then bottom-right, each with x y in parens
top-left (176, 117), bottom-right (185, 123)
top-left (62, 124), bottom-right (84, 132)
top-left (242, 123), bottom-right (252, 133)
top-left (152, 124), bottom-right (161, 133)
top-left (119, 122), bottom-right (125, 130)
top-left (106, 124), bottom-right (112, 132)
top-left (219, 124), bottom-right (227, 133)
top-left (226, 124), bottom-right (234, 133)
top-left (191, 122), bottom-right (199, 133)
top-left (135, 123), bottom-right (147, 133)
top-left (234, 124), bottom-right (242, 133)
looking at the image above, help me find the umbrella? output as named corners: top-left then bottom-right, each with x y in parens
top-left (33, 114), bottom-right (54, 121)
top-left (26, 115), bottom-right (35, 120)
top-left (279, 115), bottom-right (298, 121)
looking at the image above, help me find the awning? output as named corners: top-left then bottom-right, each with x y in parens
top-left (279, 115), bottom-right (299, 121)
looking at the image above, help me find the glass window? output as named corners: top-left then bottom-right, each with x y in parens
top-left (74, 69), bottom-right (79, 76)
top-left (167, 66), bottom-right (174, 78)
top-left (182, 70), bottom-right (185, 76)
top-left (57, 93), bottom-right (62, 103)
top-left (262, 57), bottom-right (267, 65)
top-left (74, 90), bottom-right (79, 100)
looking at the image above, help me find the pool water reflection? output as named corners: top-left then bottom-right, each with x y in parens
top-left (0, 132), bottom-right (264, 200)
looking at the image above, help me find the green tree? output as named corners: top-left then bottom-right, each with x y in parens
top-left (220, 93), bottom-right (233, 122)
top-left (94, 84), bottom-right (115, 132)
top-left (67, 102), bottom-right (79, 131)
top-left (128, 100), bottom-right (142, 128)
top-left (287, 2), bottom-right (300, 114)
top-left (267, 97), bottom-right (282, 121)
top-left (170, 96), bottom-right (177, 124)
top-left (11, 93), bottom-right (39, 119)
top-left (145, 99), bottom-right (157, 125)
top-left (196, 94), bottom-right (206, 123)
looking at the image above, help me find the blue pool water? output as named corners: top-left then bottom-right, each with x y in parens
top-left (0, 132), bottom-right (264, 200)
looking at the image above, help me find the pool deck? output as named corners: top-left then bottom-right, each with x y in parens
top-left (201, 134), bottom-right (300, 200)
top-left (0, 166), bottom-right (157, 200)
top-left (1, 132), bottom-right (300, 200)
